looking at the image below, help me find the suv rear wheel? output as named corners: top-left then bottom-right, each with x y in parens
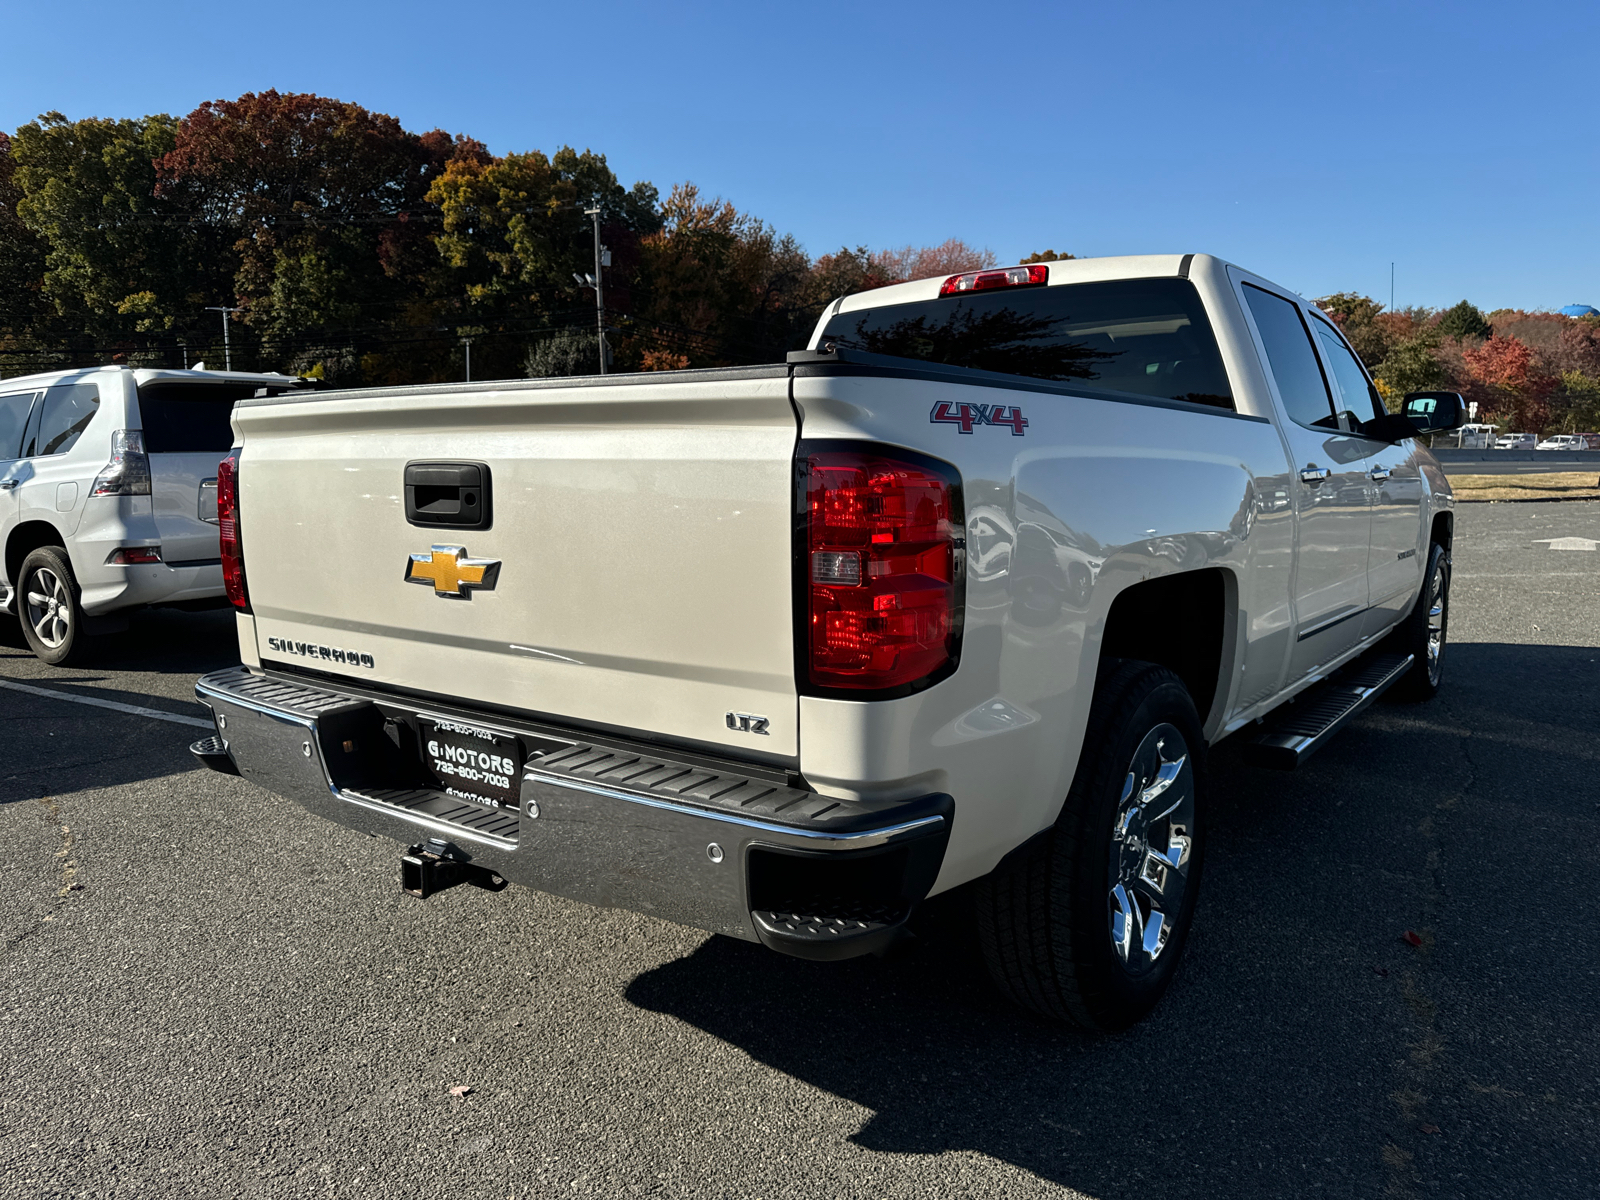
top-left (975, 659), bottom-right (1207, 1030)
top-left (18, 546), bottom-right (85, 666)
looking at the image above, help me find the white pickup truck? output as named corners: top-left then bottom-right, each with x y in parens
top-left (189, 254), bottom-right (1463, 1029)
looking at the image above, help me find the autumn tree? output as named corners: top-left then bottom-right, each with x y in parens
top-left (155, 91), bottom-right (467, 376)
top-left (1463, 334), bottom-right (1555, 432)
top-left (1020, 249), bottom-right (1075, 264)
top-left (631, 183), bottom-right (810, 367)
top-left (869, 239), bottom-right (996, 282)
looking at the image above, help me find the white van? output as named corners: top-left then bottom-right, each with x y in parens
top-left (0, 366), bottom-right (306, 663)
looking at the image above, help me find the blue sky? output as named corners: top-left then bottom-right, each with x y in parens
top-left (2, 0), bottom-right (1592, 311)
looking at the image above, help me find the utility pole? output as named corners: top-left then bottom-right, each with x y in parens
top-left (461, 334), bottom-right (473, 383)
top-left (205, 306), bottom-right (241, 371)
top-left (1390, 263), bottom-right (1395, 312)
top-left (584, 204), bottom-right (607, 374)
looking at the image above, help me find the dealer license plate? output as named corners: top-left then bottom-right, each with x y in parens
top-left (418, 718), bottom-right (523, 811)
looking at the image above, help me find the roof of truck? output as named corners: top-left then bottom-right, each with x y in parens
top-left (827, 253), bottom-right (1205, 316)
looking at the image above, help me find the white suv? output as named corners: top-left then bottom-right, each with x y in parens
top-left (0, 366), bottom-right (306, 664)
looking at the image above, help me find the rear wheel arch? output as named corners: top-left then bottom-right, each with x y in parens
top-left (1096, 567), bottom-right (1235, 733)
top-left (5, 521), bottom-right (66, 587)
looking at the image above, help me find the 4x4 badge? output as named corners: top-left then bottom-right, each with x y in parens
top-left (405, 545), bottom-right (501, 598)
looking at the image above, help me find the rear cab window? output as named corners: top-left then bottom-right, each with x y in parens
top-left (135, 382), bottom-right (294, 453)
top-left (819, 277), bottom-right (1235, 410)
top-left (1240, 285), bottom-right (1338, 430)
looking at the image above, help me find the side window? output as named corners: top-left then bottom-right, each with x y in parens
top-left (1242, 285), bottom-right (1337, 430)
top-left (35, 382), bottom-right (100, 457)
top-left (1310, 315), bottom-right (1386, 425)
top-left (0, 392), bottom-right (38, 460)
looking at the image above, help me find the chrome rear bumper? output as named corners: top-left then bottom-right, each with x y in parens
top-left (192, 666), bottom-right (951, 958)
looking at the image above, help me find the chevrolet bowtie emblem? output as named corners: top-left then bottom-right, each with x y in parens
top-left (404, 545), bottom-right (501, 598)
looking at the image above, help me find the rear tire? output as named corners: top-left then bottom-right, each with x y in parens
top-left (975, 659), bottom-right (1207, 1030)
top-left (18, 546), bottom-right (86, 666)
top-left (1386, 542), bottom-right (1450, 702)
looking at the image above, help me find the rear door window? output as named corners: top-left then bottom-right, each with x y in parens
top-left (135, 383), bottom-right (266, 453)
top-left (819, 277), bottom-right (1235, 409)
top-left (1242, 285), bottom-right (1337, 429)
top-left (0, 392), bottom-right (38, 459)
top-left (35, 382), bottom-right (101, 456)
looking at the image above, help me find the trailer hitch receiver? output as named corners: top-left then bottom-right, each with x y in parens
top-left (401, 839), bottom-right (510, 899)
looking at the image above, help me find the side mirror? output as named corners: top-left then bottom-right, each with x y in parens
top-left (1401, 391), bottom-right (1467, 434)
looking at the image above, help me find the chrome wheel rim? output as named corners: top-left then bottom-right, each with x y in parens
top-left (25, 567), bottom-right (72, 650)
top-left (1107, 723), bottom-right (1195, 978)
top-left (1426, 561), bottom-right (1448, 685)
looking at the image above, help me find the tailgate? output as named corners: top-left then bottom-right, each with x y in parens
top-left (150, 452), bottom-right (223, 565)
top-left (233, 372), bottom-right (801, 757)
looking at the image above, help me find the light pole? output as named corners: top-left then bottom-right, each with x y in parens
top-left (584, 204), bottom-right (607, 374)
top-left (204, 306), bottom-right (241, 371)
top-left (461, 334), bottom-right (474, 383)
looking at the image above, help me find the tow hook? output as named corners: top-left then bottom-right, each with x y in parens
top-left (401, 838), bottom-right (510, 899)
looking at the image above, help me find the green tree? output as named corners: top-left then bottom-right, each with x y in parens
top-left (11, 111), bottom-right (207, 355)
top-left (1436, 300), bottom-right (1491, 340)
top-left (1372, 329), bottom-right (1446, 411)
top-left (0, 132), bottom-right (54, 374)
top-left (429, 146), bottom-right (658, 378)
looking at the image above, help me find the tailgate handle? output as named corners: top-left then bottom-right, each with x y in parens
top-left (404, 461), bottom-right (492, 530)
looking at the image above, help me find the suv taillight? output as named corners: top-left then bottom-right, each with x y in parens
top-left (801, 445), bottom-right (964, 695)
top-left (217, 448), bottom-right (247, 610)
top-left (89, 430), bottom-right (152, 496)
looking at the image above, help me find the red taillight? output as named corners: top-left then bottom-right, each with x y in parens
top-left (216, 448), bottom-right (247, 610)
top-left (803, 448), bottom-right (963, 693)
top-left (107, 546), bottom-right (162, 565)
top-left (939, 263), bottom-right (1048, 297)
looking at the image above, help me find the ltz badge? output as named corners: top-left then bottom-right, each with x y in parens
top-left (404, 545), bottom-right (501, 597)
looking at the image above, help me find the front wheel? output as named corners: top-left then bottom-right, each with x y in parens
top-left (18, 546), bottom-right (86, 666)
top-left (1386, 542), bottom-right (1450, 701)
top-left (975, 660), bottom-right (1207, 1030)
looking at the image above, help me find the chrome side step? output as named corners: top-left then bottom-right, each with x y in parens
top-left (1242, 652), bottom-right (1414, 770)
top-left (0, 580), bottom-right (12, 614)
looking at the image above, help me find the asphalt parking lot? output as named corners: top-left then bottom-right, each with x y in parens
top-left (2, 502), bottom-right (1597, 1200)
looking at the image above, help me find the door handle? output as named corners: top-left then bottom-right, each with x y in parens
top-left (1367, 468), bottom-right (1391, 482)
top-left (1299, 467), bottom-right (1331, 484)
top-left (0, 479), bottom-right (17, 491)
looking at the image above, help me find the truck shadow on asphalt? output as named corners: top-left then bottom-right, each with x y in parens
top-left (626, 641), bottom-right (1599, 1198)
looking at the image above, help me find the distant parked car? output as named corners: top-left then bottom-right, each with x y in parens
top-left (1536, 434), bottom-right (1589, 451)
top-left (1, 365), bottom-right (308, 664)
top-left (1579, 433), bottom-right (1600, 450)
top-left (1457, 423), bottom-right (1499, 449)
top-left (1494, 433), bottom-right (1537, 450)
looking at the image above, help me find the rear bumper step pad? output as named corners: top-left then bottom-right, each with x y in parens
top-left (190, 666), bottom-right (951, 957)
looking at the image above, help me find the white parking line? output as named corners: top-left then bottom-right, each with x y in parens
top-left (1534, 537), bottom-right (1599, 551)
top-left (0, 678), bottom-right (213, 729)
